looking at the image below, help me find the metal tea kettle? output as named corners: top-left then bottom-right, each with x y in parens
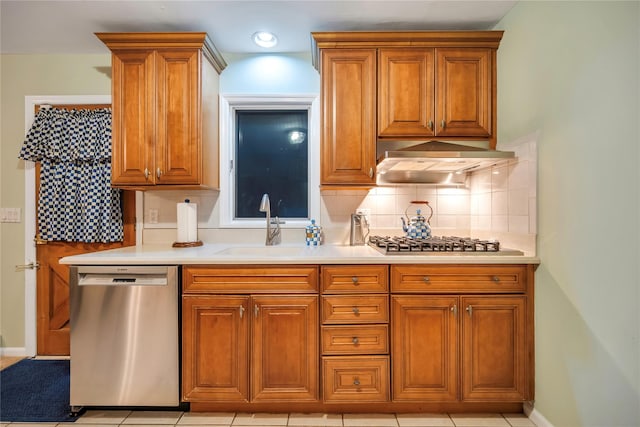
top-left (401, 201), bottom-right (433, 239)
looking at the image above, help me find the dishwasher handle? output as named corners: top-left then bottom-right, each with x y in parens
top-left (78, 274), bottom-right (169, 286)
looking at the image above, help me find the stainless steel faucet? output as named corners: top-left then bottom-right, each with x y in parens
top-left (259, 193), bottom-right (281, 246)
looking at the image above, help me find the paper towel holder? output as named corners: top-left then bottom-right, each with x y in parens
top-left (173, 199), bottom-right (203, 248)
top-left (172, 240), bottom-right (203, 248)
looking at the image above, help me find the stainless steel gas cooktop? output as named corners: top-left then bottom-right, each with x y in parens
top-left (368, 235), bottom-right (524, 256)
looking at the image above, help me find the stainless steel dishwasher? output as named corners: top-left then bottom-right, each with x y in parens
top-left (69, 265), bottom-right (179, 410)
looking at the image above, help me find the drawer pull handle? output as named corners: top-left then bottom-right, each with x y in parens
top-left (492, 276), bottom-right (500, 283)
top-left (352, 276), bottom-right (359, 284)
top-left (353, 378), bottom-right (360, 386)
top-left (422, 276), bottom-right (430, 283)
top-left (352, 307), bottom-right (360, 315)
top-left (352, 337), bottom-right (359, 344)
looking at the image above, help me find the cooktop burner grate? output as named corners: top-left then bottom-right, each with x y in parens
top-left (367, 235), bottom-right (522, 255)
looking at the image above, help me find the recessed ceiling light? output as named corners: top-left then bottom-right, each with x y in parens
top-left (252, 31), bottom-right (278, 48)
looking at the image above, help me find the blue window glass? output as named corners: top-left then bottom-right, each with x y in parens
top-left (235, 110), bottom-right (309, 219)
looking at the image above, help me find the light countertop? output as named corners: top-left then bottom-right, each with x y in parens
top-left (59, 243), bottom-right (540, 265)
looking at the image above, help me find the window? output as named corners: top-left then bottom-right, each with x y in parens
top-left (235, 110), bottom-right (308, 219)
top-left (219, 95), bottom-right (320, 228)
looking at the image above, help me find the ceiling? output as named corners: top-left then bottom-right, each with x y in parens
top-left (0, 0), bottom-right (516, 55)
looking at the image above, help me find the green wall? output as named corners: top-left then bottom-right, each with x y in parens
top-left (496, 2), bottom-right (639, 426)
top-left (0, 54), bottom-right (111, 348)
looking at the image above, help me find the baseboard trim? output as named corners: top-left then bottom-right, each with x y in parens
top-left (524, 401), bottom-right (554, 427)
top-left (0, 347), bottom-right (28, 357)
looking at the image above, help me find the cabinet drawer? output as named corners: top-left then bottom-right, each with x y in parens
top-left (322, 325), bottom-right (389, 355)
top-left (321, 265), bottom-right (388, 293)
top-left (391, 265), bottom-right (527, 293)
top-left (322, 295), bottom-right (389, 324)
top-left (323, 356), bottom-right (389, 402)
top-left (183, 266), bottom-right (318, 293)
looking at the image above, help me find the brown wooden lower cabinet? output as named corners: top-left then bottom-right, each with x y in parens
top-left (323, 356), bottom-right (390, 402)
top-left (391, 295), bottom-right (528, 403)
top-left (182, 294), bottom-right (318, 403)
top-left (182, 263), bottom-right (535, 412)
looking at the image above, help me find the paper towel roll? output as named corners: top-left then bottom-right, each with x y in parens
top-left (176, 200), bottom-right (198, 243)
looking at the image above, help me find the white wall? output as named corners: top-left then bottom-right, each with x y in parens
top-left (495, 2), bottom-right (639, 426)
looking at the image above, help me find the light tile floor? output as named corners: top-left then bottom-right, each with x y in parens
top-left (1, 411), bottom-right (537, 427)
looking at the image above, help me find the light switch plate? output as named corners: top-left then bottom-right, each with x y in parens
top-left (0, 208), bottom-right (22, 223)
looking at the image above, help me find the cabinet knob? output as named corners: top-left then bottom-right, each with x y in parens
top-left (422, 276), bottom-right (430, 283)
top-left (156, 168), bottom-right (163, 179)
top-left (441, 119), bottom-right (446, 129)
top-left (352, 307), bottom-right (360, 315)
top-left (351, 276), bottom-right (359, 284)
top-left (254, 305), bottom-right (259, 317)
top-left (451, 304), bottom-right (457, 316)
top-left (492, 276), bottom-right (500, 283)
top-left (352, 336), bottom-right (359, 345)
top-left (144, 168), bottom-right (149, 179)
top-left (353, 378), bottom-right (360, 386)
top-left (239, 305), bottom-right (245, 319)
top-left (427, 120), bottom-right (433, 130)
top-left (369, 167), bottom-right (374, 178)
top-left (466, 305), bottom-right (473, 316)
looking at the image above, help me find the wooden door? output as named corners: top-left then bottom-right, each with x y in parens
top-left (35, 106), bottom-right (136, 355)
top-left (435, 48), bottom-right (492, 137)
top-left (461, 296), bottom-right (527, 401)
top-left (110, 50), bottom-right (156, 186)
top-left (251, 295), bottom-right (318, 401)
top-left (320, 49), bottom-right (376, 185)
top-left (155, 49), bottom-right (201, 185)
top-left (182, 296), bottom-right (249, 402)
top-left (378, 48), bottom-right (435, 137)
top-left (391, 295), bottom-right (458, 402)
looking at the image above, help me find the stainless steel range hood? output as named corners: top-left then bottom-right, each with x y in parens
top-left (376, 140), bottom-right (515, 185)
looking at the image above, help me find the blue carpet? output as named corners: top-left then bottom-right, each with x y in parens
top-left (0, 358), bottom-right (79, 422)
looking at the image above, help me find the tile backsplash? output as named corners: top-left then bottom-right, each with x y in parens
top-left (142, 133), bottom-right (537, 255)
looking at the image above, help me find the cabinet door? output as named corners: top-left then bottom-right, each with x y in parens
top-left (251, 295), bottom-right (318, 401)
top-left (436, 48), bottom-right (492, 137)
top-left (111, 50), bottom-right (156, 186)
top-left (320, 49), bottom-right (376, 185)
top-left (391, 296), bottom-right (458, 401)
top-left (461, 296), bottom-right (526, 401)
top-left (378, 49), bottom-right (435, 137)
top-left (155, 49), bottom-right (201, 185)
top-left (182, 296), bottom-right (249, 402)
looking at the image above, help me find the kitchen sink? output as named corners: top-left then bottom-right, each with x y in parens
top-left (215, 246), bottom-right (305, 257)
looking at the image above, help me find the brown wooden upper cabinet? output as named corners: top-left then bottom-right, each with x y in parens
top-left (312, 31), bottom-right (502, 186)
top-left (96, 33), bottom-right (227, 189)
top-left (379, 48), bottom-right (492, 139)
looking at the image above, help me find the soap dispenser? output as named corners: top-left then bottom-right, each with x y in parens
top-left (305, 219), bottom-right (323, 246)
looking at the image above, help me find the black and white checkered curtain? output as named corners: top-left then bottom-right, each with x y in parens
top-left (18, 107), bottom-right (123, 243)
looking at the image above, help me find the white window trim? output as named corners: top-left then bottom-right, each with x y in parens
top-left (219, 94), bottom-right (320, 229)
